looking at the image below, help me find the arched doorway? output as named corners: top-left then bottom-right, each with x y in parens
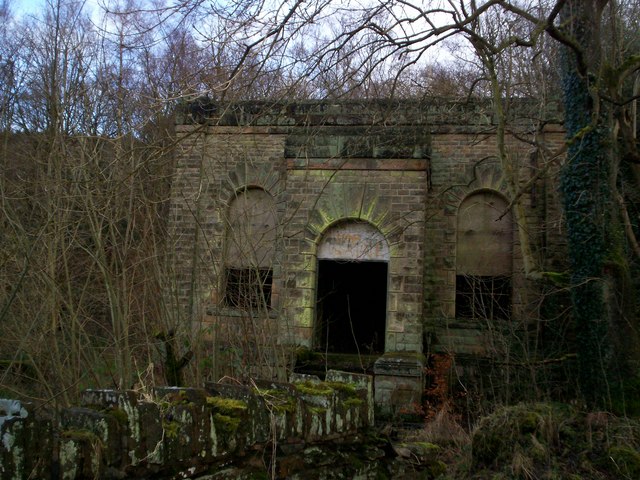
top-left (315, 221), bottom-right (389, 354)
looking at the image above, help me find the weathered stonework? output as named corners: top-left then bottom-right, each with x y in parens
top-left (0, 371), bottom-right (374, 479)
top-left (168, 99), bottom-right (565, 414)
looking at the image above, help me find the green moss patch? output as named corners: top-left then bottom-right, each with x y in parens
top-left (343, 398), bottom-right (364, 408)
top-left (294, 379), bottom-right (361, 398)
top-left (255, 388), bottom-right (297, 413)
top-left (106, 407), bottom-right (128, 426)
top-left (206, 397), bottom-right (247, 435)
top-left (294, 381), bottom-right (334, 397)
top-left (324, 381), bottom-right (357, 396)
top-left (213, 413), bottom-right (241, 434)
top-left (162, 419), bottom-right (180, 439)
top-left (206, 396), bottom-right (248, 416)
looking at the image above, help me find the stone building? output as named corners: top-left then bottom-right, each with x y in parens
top-left (168, 99), bottom-right (565, 413)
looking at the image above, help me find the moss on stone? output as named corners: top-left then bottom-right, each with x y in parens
top-left (213, 413), bottom-right (241, 434)
top-left (273, 403), bottom-right (296, 414)
top-left (162, 419), bottom-right (180, 439)
top-left (325, 381), bottom-right (357, 396)
top-left (294, 379), bottom-right (361, 398)
top-left (295, 381), bottom-right (334, 397)
top-left (206, 396), bottom-right (248, 416)
top-left (343, 397), bottom-right (364, 408)
top-left (256, 389), bottom-right (297, 413)
top-left (106, 407), bottom-right (128, 426)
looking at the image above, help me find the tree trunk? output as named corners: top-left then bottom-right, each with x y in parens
top-left (559, 0), bottom-right (640, 409)
top-left (559, 0), bottom-right (612, 407)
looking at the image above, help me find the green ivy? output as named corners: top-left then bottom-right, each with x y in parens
top-left (559, 5), bottom-right (613, 407)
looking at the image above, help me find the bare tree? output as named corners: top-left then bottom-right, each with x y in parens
top-left (0, 0), bottom-right (189, 401)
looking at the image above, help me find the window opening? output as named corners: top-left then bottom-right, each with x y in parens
top-left (223, 268), bottom-right (273, 310)
top-left (455, 275), bottom-right (511, 320)
top-left (456, 191), bottom-right (513, 320)
top-left (223, 188), bottom-right (276, 310)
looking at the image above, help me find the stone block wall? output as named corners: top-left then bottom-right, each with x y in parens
top-left (0, 371), bottom-right (373, 479)
top-left (169, 101), bottom-right (432, 370)
top-left (168, 99), bottom-right (567, 411)
top-left (281, 167), bottom-right (428, 352)
top-left (424, 118), bottom-right (566, 355)
top-left (168, 126), bottom-right (287, 324)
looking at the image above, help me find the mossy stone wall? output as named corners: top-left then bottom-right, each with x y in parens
top-left (0, 371), bottom-right (373, 479)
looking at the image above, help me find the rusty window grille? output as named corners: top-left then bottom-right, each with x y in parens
top-left (223, 267), bottom-right (273, 310)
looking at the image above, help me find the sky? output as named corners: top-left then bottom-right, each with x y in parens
top-left (13, 0), bottom-right (101, 16)
top-left (14, 0), bottom-right (44, 15)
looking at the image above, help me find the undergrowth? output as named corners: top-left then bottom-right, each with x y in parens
top-left (398, 353), bottom-right (640, 479)
top-left (400, 401), bottom-right (640, 479)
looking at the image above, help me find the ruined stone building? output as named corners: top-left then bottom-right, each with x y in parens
top-left (168, 100), bottom-right (565, 412)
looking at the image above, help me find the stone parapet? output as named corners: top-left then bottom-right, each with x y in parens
top-left (0, 371), bottom-right (373, 479)
top-left (177, 98), bottom-right (562, 132)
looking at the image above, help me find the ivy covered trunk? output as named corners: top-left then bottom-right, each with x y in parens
top-left (559, 0), bottom-right (612, 407)
top-left (559, 0), bottom-right (639, 409)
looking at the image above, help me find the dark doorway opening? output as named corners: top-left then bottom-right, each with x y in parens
top-left (315, 260), bottom-right (387, 354)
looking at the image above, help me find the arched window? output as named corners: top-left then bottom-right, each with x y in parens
top-left (456, 191), bottom-right (513, 320)
top-left (223, 188), bottom-right (277, 310)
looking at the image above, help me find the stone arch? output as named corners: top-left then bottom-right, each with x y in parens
top-left (305, 183), bottom-right (395, 243)
top-left (317, 220), bottom-right (390, 262)
top-left (220, 160), bottom-right (284, 202)
top-left (443, 160), bottom-right (509, 214)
